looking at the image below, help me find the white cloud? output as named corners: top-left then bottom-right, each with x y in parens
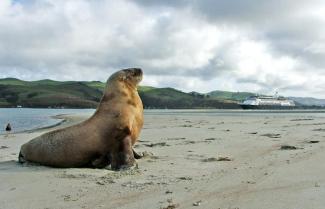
top-left (0, 0), bottom-right (325, 98)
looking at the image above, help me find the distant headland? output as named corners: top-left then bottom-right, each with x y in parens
top-left (0, 78), bottom-right (324, 109)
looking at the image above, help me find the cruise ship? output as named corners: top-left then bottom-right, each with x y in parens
top-left (239, 95), bottom-right (296, 109)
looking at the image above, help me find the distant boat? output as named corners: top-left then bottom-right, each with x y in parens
top-left (239, 94), bottom-right (295, 109)
top-left (16, 105), bottom-right (22, 108)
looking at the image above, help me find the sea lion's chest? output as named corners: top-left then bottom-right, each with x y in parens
top-left (129, 93), bottom-right (144, 143)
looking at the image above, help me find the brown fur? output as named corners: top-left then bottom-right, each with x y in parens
top-left (19, 68), bottom-right (144, 170)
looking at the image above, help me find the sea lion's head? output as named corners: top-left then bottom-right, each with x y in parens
top-left (108, 68), bottom-right (143, 89)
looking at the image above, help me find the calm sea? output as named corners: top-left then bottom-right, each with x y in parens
top-left (1, 108), bottom-right (325, 134)
top-left (0, 108), bottom-right (95, 134)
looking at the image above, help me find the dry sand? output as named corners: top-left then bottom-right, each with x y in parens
top-left (1, 111), bottom-right (325, 209)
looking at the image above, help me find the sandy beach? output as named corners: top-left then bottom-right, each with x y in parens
top-left (1, 111), bottom-right (325, 209)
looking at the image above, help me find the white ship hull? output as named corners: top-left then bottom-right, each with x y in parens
top-left (240, 104), bottom-right (295, 110)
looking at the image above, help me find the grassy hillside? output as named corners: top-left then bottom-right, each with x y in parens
top-left (1, 78), bottom-right (324, 109)
top-left (0, 78), bottom-right (102, 108)
top-left (207, 90), bottom-right (256, 101)
top-left (138, 88), bottom-right (238, 109)
top-left (0, 78), bottom-right (244, 109)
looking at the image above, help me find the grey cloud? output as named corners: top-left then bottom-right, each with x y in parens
top-left (132, 0), bottom-right (188, 8)
top-left (0, 0), bottom-right (325, 98)
top-left (135, 0), bottom-right (316, 24)
top-left (135, 0), bottom-right (325, 71)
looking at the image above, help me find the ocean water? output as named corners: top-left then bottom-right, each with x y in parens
top-left (1, 108), bottom-right (325, 134)
top-left (0, 108), bottom-right (95, 134)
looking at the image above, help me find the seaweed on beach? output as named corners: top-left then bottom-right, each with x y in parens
top-left (313, 128), bottom-right (325, 132)
top-left (261, 133), bottom-right (281, 138)
top-left (280, 145), bottom-right (300, 150)
top-left (202, 156), bottom-right (233, 162)
top-left (290, 118), bottom-right (314, 121)
top-left (144, 142), bottom-right (169, 147)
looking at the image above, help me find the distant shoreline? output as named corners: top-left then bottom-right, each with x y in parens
top-left (2, 108), bottom-right (325, 135)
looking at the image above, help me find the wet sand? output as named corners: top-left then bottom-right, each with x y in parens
top-left (1, 111), bottom-right (325, 209)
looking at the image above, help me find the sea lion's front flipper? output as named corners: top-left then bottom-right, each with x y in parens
top-left (91, 154), bottom-right (110, 168)
top-left (111, 135), bottom-right (135, 170)
top-left (133, 149), bottom-right (142, 159)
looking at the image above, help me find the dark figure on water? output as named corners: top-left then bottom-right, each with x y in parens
top-left (5, 123), bottom-right (11, 132)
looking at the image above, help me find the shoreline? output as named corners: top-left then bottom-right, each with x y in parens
top-left (24, 115), bottom-right (69, 134)
top-left (2, 108), bottom-right (325, 135)
top-left (0, 111), bottom-right (93, 136)
top-left (31, 113), bottom-right (90, 133)
top-left (0, 115), bottom-right (68, 136)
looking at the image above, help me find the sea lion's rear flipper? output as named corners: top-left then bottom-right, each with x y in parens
top-left (133, 149), bottom-right (143, 159)
top-left (18, 151), bottom-right (26, 164)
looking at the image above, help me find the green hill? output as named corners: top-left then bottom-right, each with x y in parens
top-left (207, 90), bottom-right (256, 101)
top-left (0, 78), bottom-right (30, 86)
top-left (0, 78), bottom-right (244, 109)
top-left (0, 78), bottom-right (102, 108)
top-left (139, 87), bottom-right (239, 109)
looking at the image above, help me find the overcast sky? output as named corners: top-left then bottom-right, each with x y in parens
top-left (0, 0), bottom-right (325, 98)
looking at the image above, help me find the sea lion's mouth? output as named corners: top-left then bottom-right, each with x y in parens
top-left (136, 73), bottom-right (143, 83)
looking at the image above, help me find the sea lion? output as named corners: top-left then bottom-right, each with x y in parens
top-left (19, 68), bottom-right (144, 170)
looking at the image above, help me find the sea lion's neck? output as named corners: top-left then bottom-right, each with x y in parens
top-left (93, 82), bottom-right (138, 116)
top-left (108, 82), bottom-right (137, 98)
